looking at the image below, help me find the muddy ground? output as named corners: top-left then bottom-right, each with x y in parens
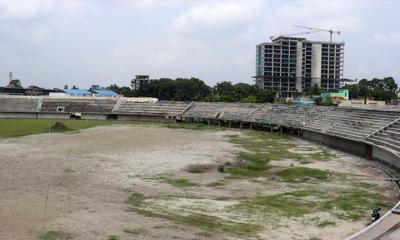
top-left (0, 125), bottom-right (398, 240)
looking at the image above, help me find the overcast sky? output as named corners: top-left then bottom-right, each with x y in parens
top-left (0, 0), bottom-right (399, 89)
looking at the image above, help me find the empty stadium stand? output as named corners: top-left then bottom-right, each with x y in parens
top-left (40, 98), bottom-right (118, 113)
top-left (247, 104), bottom-right (331, 127)
top-left (0, 97), bottom-right (39, 112)
top-left (304, 108), bottom-right (400, 141)
top-left (182, 102), bottom-right (262, 121)
top-left (114, 100), bottom-right (190, 117)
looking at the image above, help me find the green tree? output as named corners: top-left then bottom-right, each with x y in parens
top-left (345, 77), bottom-right (398, 101)
top-left (321, 96), bottom-right (334, 106)
top-left (240, 95), bottom-right (257, 103)
top-left (216, 81), bottom-right (235, 96)
top-left (303, 84), bottom-right (322, 96)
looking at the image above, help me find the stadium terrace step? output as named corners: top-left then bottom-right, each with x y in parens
top-left (114, 101), bottom-right (191, 116)
top-left (40, 98), bottom-right (118, 113)
top-left (371, 135), bottom-right (400, 147)
top-left (0, 97), bottom-right (39, 112)
top-left (182, 102), bottom-right (262, 121)
top-left (367, 138), bottom-right (400, 153)
top-left (379, 133), bottom-right (400, 142)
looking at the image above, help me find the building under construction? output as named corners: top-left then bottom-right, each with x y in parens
top-left (255, 36), bottom-right (344, 98)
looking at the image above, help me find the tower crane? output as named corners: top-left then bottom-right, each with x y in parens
top-left (270, 30), bottom-right (322, 41)
top-left (292, 25), bottom-right (341, 42)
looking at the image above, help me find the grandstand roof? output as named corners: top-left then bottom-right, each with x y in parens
top-left (92, 89), bottom-right (119, 97)
top-left (63, 89), bottom-right (92, 96)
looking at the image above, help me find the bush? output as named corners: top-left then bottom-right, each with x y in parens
top-left (217, 165), bottom-right (225, 173)
top-left (186, 164), bottom-right (212, 173)
top-left (50, 122), bottom-right (72, 132)
top-left (321, 96), bottom-right (334, 106)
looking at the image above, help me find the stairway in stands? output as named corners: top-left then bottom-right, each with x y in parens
top-left (366, 118), bottom-right (400, 154)
top-left (304, 108), bottom-right (400, 141)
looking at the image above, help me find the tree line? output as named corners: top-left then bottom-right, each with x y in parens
top-left (302, 77), bottom-right (398, 102)
top-left (108, 76), bottom-right (398, 103)
top-left (108, 78), bottom-right (275, 103)
top-left (344, 77), bottom-right (398, 101)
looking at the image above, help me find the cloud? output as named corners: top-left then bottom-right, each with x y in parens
top-left (0, 0), bottom-right (53, 19)
top-left (171, 0), bottom-right (264, 34)
top-left (127, 0), bottom-right (185, 11)
top-left (0, 0), bottom-right (83, 20)
top-left (265, 0), bottom-right (364, 40)
top-left (373, 32), bottom-right (400, 46)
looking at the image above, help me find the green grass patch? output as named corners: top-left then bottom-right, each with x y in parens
top-left (130, 207), bottom-right (260, 236)
top-left (0, 119), bottom-right (135, 138)
top-left (126, 192), bottom-right (260, 236)
top-left (310, 151), bottom-right (337, 161)
top-left (277, 167), bottom-right (330, 182)
top-left (229, 132), bottom-right (336, 166)
top-left (309, 237), bottom-right (322, 240)
top-left (206, 180), bottom-right (226, 187)
top-left (353, 182), bottom-right (377, 189)
top-left (108, 235), bottom-right (120, 240)
top-left (235, 191), bottom-right (321, 218)
top-left (186, 164), bottom-right (213, 173)
top-left (39, 231), bottom-right (72, 240)
top-left (123, 228), bottom-right (148, 235)
top-left (49, 122), bottom-right (72, 132)
top-left (0, 119), bottom-right (226, 139)
top-left (164, 123), bottom-right (226, 131)
top-left (163, 178), bottom-right (199, 188)
top-left (232, 186), bottom-right (390, 221)
top-left (316, 220), bottom-right (336, 228)
top-left (321, 189), bottom-right (391, 221)
top-left (126, 192), bottom-right (147, 207)
top-left (225, 132), bottom-right (336, 178)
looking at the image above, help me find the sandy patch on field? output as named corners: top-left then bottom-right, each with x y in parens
top-left (0, 125), bottom-right (397, 240)
top-left (0, 125), bottom-right (242, 240)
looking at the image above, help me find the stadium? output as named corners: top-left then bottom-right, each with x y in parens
top-left (0, 95), bottom-right (399, 240)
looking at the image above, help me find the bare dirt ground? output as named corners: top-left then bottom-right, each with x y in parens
top-left (0, 125), bottom-right (398, 240)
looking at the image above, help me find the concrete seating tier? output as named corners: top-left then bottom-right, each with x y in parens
top-left (305, 108), bottom-right (400, 141)
top-left (367, 122), bottom-right (400, 153)
top-left (40, 98), bottom-right (118, 113)
top-left (248, 105), bottom-right (330, 127)
top-left (114, 100), bottom-right (190, 116)
top-left (182, 102), bottom-right (262, 121)
top-left (0, 97), bottom-right (39, 112)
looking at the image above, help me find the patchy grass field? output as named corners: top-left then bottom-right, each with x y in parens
top-left (0, 119), bottom-right (228, 139)
top-left (0, 121), bottom-right (397, 240)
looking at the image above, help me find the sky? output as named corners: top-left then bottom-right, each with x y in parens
top-left (0, 0), bottom-right (399, 89)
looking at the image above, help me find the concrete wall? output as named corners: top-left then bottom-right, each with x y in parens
top-left (81, 114), bottom-right (108, 120)
top-left (302, 130), bottom-right (367, 157)
top-left (372, 146), bottom-right (400, 171)
top-left (303, 130), bottom-right (400, 172)
top-left (36, 113), bottom-right (70, 119)
top-left (117, 114), bottom-right (172, 122)
top-left (0, 112), bottom-right (71, 119)
top-left (0, 112), bottom-right (38, 119)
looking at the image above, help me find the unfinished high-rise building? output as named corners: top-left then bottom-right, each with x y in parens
top-left (255, 36), bottom-right (344, 98)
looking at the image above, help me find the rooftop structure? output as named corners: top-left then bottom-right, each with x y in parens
top-left (131, 75), bottom-right (157, 90)
top-left (255, 36), bottom-right (344, 98)
top-left (63, 89), bottom-right (92, 96)
top-left (91, 89), bottom-right (119, 97)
